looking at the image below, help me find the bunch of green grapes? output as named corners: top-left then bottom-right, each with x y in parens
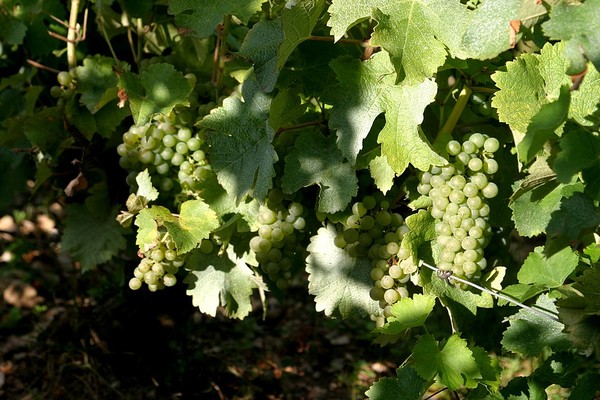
top-left (116, 111), bottom-right (212, 193)
top-left (417, 133), bottom-right (500, 283)
top-left (334, 196), bottom-right (415, 318)
top-left (250, 190), bottom-right (307, 290)
top-left (128, 229), bottom-right (186, 292)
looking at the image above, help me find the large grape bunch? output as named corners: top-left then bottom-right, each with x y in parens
top-left (333, 196), bottom-right (416, 319)
top-left (417, 133), bottom-right (500, 284)
top-left (116, 110), bottom-right (211, 194)
top-left (128, 228), bottom-right (185, 291)
top-left (250, 190), bottom-right (308, 290)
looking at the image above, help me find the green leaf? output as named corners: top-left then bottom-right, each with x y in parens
top-left (0, 148), bottom-right (31, 213)
top-left (491, 42), bottom-right (570, 145)
top-left (135, 206), bottom-right (174, 252)
top-left (510, 181), bottom-right (583, 237)
top-left (239, 19), bottom-right (284, 93)
top-left (165, 199), bottom-right (220, 254)
top-left (168, 0), bottom-right (264, 38)
top-left (306, 224), bottom-right (380, 318)
top-left (281, 129), bottom-right (357, 214)
top-left (518, 246), bottom-right (579, 288)
top-left (369, 155), bottom-right (396, 195)
top-left (570, 63), bottom-right (600, 126)
top-left (542, 0), bottom-right (600, 74)
top-left (201, 78), bottom-right (277, 202)
top-left (471, 346), bottom-right (501, 391)
top-left (499, 283), bottom-right (547, 305)
top-left (184, 246), bottom-right (264, 319)
top-left (516, 85), bottom-right (570, 165)
top-left (75, 55), bottom-right (119, 113)
top-left (553, 130), bottom-right (600, 184)
top-left (328, 0), bottom-right (521, 83)
top-left (135, 169), bottom-right (159, 202)
top-left (427, 269), bottom-right (493, 315)
top-left (377, 294), bottom-right (436, 335)
top-left (277, 0), bottom-right (326, 69)
top-left (1, 16), bottom-right (27, 45)
top-left (568, 267), bottom-right (600, 314)
top-left (62, 184), bottom-right (126, 272)
top-left (23, 107), bottom-right (68, 154)
top-left (402, 209), bottom-right (437, 261)
top-left (570, 370), bottom-right (600, 400)
top-left (412, 334), bottom-right (481, 390)
top-left (366, 366), bottom-right (426, 400)
top-left (326, 53), bottom-right (444, 172)
top-left (547, 192), bottom-right (600, 240)
top-left (446, 0), bottom-right (521, 60)
top-left (119, 63), bottom-right (192, 125)
top-left (501, 294), bottom-right (570, 357)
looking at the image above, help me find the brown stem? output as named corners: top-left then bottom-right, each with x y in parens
top-left (26, 60), bottom-right (60, 73)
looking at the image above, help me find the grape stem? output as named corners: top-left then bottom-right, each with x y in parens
top-left (437, 85), bottom-right (472, 143)
top-left (419, 260), bottom-right (561, 322)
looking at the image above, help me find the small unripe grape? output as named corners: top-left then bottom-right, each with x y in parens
top-left (162, 134), bottom-right (176, 148)
top-left (177, 127), bottom-right (192, 142)
top-left (484, 137), bottom-right (500, 153)
top-left (446, 140), bottom-right (461, 156)
top-left (363, 196), bottom-right (377, 210)
top-left (57, 71), bottom-right (72, 86)
top-left (163, 274), bottom-right (177, 287)
top-left (129, 277), bottom-right (143, 290)
top-left (482, 182), bottom-right (499, 198)
top-left (384, 288), bottom-right (400, 305)
top-left (380, 275), bottom-right (395, 290)
top-left (469, 133), bottom-right (485, 148)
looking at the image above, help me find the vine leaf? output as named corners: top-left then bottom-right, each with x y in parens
top-left (502, 294), bottom-right (570, 357)
top-left (401, 210), bottom-right (437, 262)
top-left (553, 129), bottom-right (600, 200)
top-left (62, 182), bottom-right (126, 272)
top-left (365, 366), bottom-right (426, 400)
top-left (491, 42), bottom-right (569, 149)
top-left (412, 334), bottom-right (481, 390)
top-left (134, 201), bottom-right (218, 254)
top-left (369, 155), bottom-right (396, 195)
top-left (517, 246), bottom-right (579, 288)
top-left (135, 169), bottom-right (159, 202)
top-left (184, 247), bottom-right (264, 319)
top-left (74, 55), bottom-right (119, 113)
top-left (239, 19), bottom-right (284, 93)
top-left (306, 225), bottom-right (380, 318)
top-left (542, 0), bottom-right (600, 74)
top-left (119, 63), bottom-right (192, 126)
top-left (510, 181), bottom-right (583, 238)
top-left (516, 85), bottom-right (570, 165)
top-left (135, 206), bottom-right (174, 252)
top-left (326, 53), bottom-right (444, 173)
top-left (377, 294), bottom-right (436, 335)
top-left (328, 0), bottom-right (521, 83)
top-left (547, 192), bottom-right (600, 240)
top-left (168, 0), bottom-right (264, 38)
top-left (281, 129), bottom-right (357, 214)
top-left (164, 199), bottom-right (219, 254)
top-left (277, 0), bottom-right (327, 69)
top-left (201, 78), bottom-right (277, 202)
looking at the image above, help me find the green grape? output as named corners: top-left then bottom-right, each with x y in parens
top-left (469, 133), bottom-right (485, 148)
top-left (163, 274), bottom-right (177, 287)
top-left (446, 140), bottom-right (462, 156)
top-left (129, 277), bottom-right (143, 290)
top-left (375, 211), bottom-right (392, 226)
top-left (484, 137), bottom-right (500, 153)
top-left (483, 159), bottom-right (498, 174)
top-left (57, 71), bottom-right (73, 86)
top-left (371, 268), bottom-right (385, 281)
top-left (383, 289), bottom-right (400, 305)
top-left (482, 182), bottom-right (499, 198)
top-left (162, 134), bottom-right (176, 148)
top-left (175, 142), bottom-right (189, 154)
top-left (363, 195), bottom-right (377, 210)
top-left (468, 157), bottom-right (483, 172)
top-left (352, 202), bottom-right (367, 217)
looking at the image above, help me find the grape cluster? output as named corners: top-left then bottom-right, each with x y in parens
top-left (334, 196), bottom-right (415, 317)
top-left (128, 229), bottom-right (185, 292)
top-left (117, 112), bottom-right (211, 194)
top-left (417, 133), bottom-right (500, 283)
top-left (250, 190), bottom-right (307, 290)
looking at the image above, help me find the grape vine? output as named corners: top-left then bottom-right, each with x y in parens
top-left (1, 0), bottom-right (599, 398)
